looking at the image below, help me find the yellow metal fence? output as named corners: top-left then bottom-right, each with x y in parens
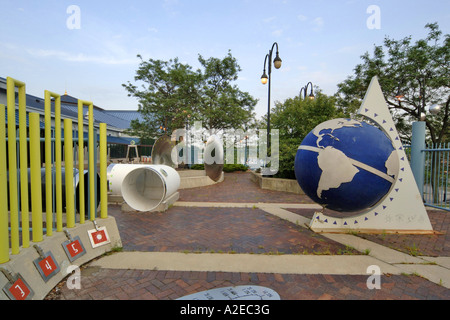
top-left (0, 77), bottom-right (108, 264)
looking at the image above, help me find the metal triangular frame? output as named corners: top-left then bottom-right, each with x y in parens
top-left (309, 76), bottom-right (434, 234)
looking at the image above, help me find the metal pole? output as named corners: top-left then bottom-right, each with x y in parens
top-left (29, 113), bottom-right (43, 243)
top-left (17, 83), bottom-right (29, 248)
top-left (89, 103), bottom-right (95, 221)
top-left (267, 58), bottom-right (271, 155)
top-left (0, 104), bottom-right (9, 263)
top-left (411, 121), bottom-right (426, 198)
top-left (44, 91), bottom-right (62, 236)
top-left (7, 77), bottom-right (24, 254)
top-left (100, 123), bottom-right (108, 219)
top-left (64, 119), bottom-right (75, 229)
top-left (44, 91), bottom-right (53, 236)
top-left (77, 100), bottom-right (85, 222)
top-left (262, 42), bottom-right (280, 170)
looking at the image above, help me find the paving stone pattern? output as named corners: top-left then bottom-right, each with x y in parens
top-left (45, 172), bottom-right (450, 300)
top-left (49, 267), bottom-right (449, 300)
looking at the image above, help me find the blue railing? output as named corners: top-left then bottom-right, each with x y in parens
top-left (423, 143), bottom-right (450, 211)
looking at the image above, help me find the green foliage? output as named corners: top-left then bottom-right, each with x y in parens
top-left (223, 164), bottom-right (248, 172)
top-left (123, 56), bottom-right (201, 140)
top-left (268, 92), bottom-right (342, 179)
top-left (123, 51), bottom-right (257, 141)
top-left (276, 138), bottom-right (300, 179)
top-left (198, 51), bottom-right (257, 131)
top-left (336, 22), bottom-right (449, 144)
top-left (190, 163), bottom-right (248, 172)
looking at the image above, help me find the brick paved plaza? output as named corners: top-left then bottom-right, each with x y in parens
top-left (46, 172), bottom-right (450, 301)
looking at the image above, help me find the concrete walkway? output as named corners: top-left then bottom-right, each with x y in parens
top-left (92, 201), bottom-right (450, 289)
top-left (46, 172), bottom-right (450, 300)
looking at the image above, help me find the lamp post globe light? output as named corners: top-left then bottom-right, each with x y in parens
top-left (418, 105), bottom-right (441, 121)
top-left (261, 42), bottom-right (282, 162)
top-left (299, 82), bottom-right (315, 100)
top-left (429, 104), bottom-right (441, 115)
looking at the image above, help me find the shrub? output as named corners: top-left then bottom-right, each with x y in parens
top-left (223, 164), bottom-right (248, 172)
top-left (189, 163), bottom-right (248, 172)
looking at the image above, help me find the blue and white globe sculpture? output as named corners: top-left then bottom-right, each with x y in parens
top-left (295, 118), bottom-right (399, 213)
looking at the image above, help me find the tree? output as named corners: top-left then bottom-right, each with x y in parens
top-left (198, 50), bottom-right (257, 133)
top-left (122, 55), bottom-right (202, 139)
top-left (336, 22), bottom-right (449, 144)
top-left (268, 91), bottom-right (342, 179)
top-left (123, 51), bottom-right (257, 142)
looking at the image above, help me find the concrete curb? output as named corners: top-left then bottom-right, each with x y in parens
top-left (89, 252), bottom-right (403, 276)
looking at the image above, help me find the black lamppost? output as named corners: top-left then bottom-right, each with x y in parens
top-left (261, 42), bottom-right (282, 152)
top-left (299, 82), bottom-right (315, 100)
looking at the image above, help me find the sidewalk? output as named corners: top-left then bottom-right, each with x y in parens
top-left (45, 172), bottom-right (450, 300)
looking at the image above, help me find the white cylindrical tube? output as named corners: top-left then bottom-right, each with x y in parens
top-left (107, 164), bottom-right (180, 212)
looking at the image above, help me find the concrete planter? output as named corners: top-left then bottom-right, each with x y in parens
top-left (178, 170), bottom-right (224, 189)
top-left (250, 171), bottom-right (304, 195)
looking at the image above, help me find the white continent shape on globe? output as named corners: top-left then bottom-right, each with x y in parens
top-left (307, 119), bottom-right (398, 199)
top-left (312, 119), bottom-right (362, 148)
top-left (317, 147), bottom-right (360, 198)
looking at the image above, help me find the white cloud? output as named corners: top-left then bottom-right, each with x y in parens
top-left (297, 14), bottom-right (324, 31)
top-left (271, 29), bottom-right (283, 37)
top-left (297, 14), bottom-right (308, 22)
top-left (280, 66), bottom-right (291, 73)
top-left (336, 45), bottom-right (360, 54)
top-left (162, 0), bottom-right (180, 17)
top-left (263, 16), bottom-right (276, 23)
top-left (311, 17), bottom-right (324, 32)
top-left (26, 49), bottom-right (136, 65)
top-left (163, 0), bottom-right (179, 5)
top-left (312, 17), bottom-right (324, 27)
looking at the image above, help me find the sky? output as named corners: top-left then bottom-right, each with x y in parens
top-left (0, 0), bottom-right (449, 120)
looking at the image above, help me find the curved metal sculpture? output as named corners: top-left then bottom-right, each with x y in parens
top-left (151, 135), bottom-right (177, 168)
top-left (204, 135), bottom-right (224, 182)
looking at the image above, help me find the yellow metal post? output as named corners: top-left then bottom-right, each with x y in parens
top-left (7, 77), bottom-right (25, 254)
top-left (77, 100), bottom-right (93, 223)
top-left (18, 82), bottom-right (29, 248)
top-left (78, 101), bottom-right (88, 223)
top-left (88, 103), bottom-right (95, 221)
top-left (44, 91), bottom-right (62, 237)
top-left (99, 123), bottom-right (108, 219)
top-left (44, 91), bottom-right (52, 236)
top-left (0, 104), bottom-right (9, 263)
top-left (64, 119), bottom-right (75, 229)
top-left (29, 113), bottom-right (43, 243)
top-left (54, 94), bottom-right (62, 232)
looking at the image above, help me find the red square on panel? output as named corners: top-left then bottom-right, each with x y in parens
top-left (38, 256), bottom-right (58, 277)
top-left (66, 240), bottom-right (84, 258)
top-left (9, 279), bottom-right (31, 300)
